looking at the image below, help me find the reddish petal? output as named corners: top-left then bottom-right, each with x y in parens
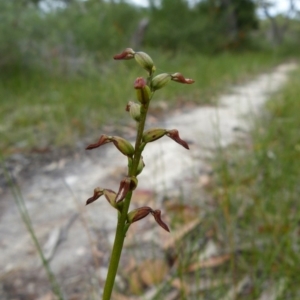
top-left (129, 206), bottom-right (153, 223)
top-left (113, 48), bottom-right (135, 60)
top-left (116, 177), bottom-right (133, 203)
top-left (86, 135), bottom-right (110, 150)
top-left (134, 77), bottom-right (147, 89)
top-left (86, 187), bottom-right (104, 205)
top-left (152, 210), bottom-right (170, 232)
top-left (166, 129), bottom-right (189, 150)
top-left (171, 72), bottom-right (195, 84)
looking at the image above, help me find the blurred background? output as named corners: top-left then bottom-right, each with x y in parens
top-left (1, 0), bottom-right (300, 156)
top-left (1, 1), bottom-right (300, 299)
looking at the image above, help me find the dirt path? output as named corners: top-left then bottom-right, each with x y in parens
top-left (0, 62), bottom-right (297, 299)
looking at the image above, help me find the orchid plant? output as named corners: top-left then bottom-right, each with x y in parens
top-left (85, 48), bottom-right (195, 299)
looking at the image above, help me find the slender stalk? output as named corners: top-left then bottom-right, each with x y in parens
top-left (1, 159), bottom-right (65, 300)
top-left (102, 99), bottom-right (150, 299)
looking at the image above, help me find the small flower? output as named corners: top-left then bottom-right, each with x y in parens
top-left (126, 101), bottom-right (141, 122)
top-left (86, 135), bottom-right (110, 150)
top-left (126, 207), bottom-right (170, 232)
top-left (86, 135), bottom-right (134, 157)
top-left (166, 129), bottom-right (189, 149)
top-left (127, 206), bottom-right (153, 223)
top-left (151, 73), bottom-right (171, 91)
top-left (134, 77), bottom-right (151, 104)
top-left (171, 72), bottom-right (195, 84)
top-left (86, 187), bottom-right (104, 205)
top-left (116, 176), bottom-right (138, 202)
top-left (142, 128), bottom-right (167, 143)
top-left (151, 210), bottom-right (170, 232)
top-left (110, 136), bottom-right (135, 157)
top-left (134, 51), bottom-right (155, 74)
top-left (113, 48), bottom-right (135, 60)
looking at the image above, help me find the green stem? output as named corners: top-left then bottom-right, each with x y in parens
top-left (102, 100), bottom-right (150, 299)
top-left (102, 192), bottom-right (132, 300)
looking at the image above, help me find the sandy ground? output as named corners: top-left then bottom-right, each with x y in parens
top-left (0, 62), bottom-right (297, 299)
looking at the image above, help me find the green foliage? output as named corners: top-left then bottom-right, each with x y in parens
top-left (145, 0), bottom-right (259, 53)
top-left (0, 0), bottom-right (142, 72)
top-left (0, 1), bottom-right (43, 70)
top-left (0, 51), bottom-right (283, 155)
top-left (48, 0), bottom-right (141, 54)
top-left (211, 66), bottom-right (300, 298)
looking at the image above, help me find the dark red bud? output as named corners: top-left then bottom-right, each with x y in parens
top-left (113, 48), bottom-right (135, 60)
top-left (152, 210), bottom-right (170, 232)
top-left (166, 129), bottom-right (189, 150)
top-left (134, 77), bottom-right (151, 104)
top-left (134, 77), bottom-right (147, 89)
top-left (171, 72), bottom-right (195, 84)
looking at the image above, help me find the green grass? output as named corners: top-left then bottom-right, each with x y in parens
top-left (204, 66), bottom-right (300, 299)
top-left (0, 50), bottom-right (284, 155)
